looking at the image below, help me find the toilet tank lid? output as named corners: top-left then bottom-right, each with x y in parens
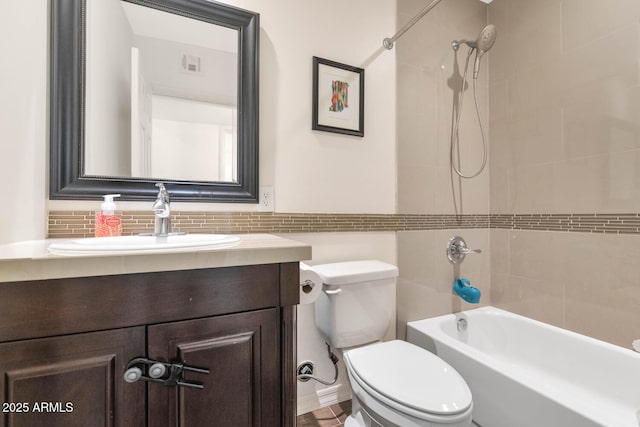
top-left (310, 260), bottom-right (398, 285)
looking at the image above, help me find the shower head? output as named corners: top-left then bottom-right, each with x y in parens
top-left (475, 24), bottom-right (497, 53)
top-left (473, 24), bottom-right (496, 79)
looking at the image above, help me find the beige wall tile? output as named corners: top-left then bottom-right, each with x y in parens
top-left (561, 0), bottom-right (640, 53)
top-left (490, 229), bottom-right (509, 276)
top-left (560, 24), bottom-right (640, 97)
top-left (493, 274), bottom-right (565, 328)
top-left (562, 85), bottom-right (640, 160)
top-left (397, 230), bottom-right (450, 337)
top-left (508, 230), bottom-right (564, 282)
top-left (397, 63), bottom-right (437, 117)
top-left (561, 232), bottom-right (640, 349)
top-left (508, 1), bottom-right (562, 73)
top-left (565, 301), bottom-right (639, 349)
top-left (489, 79), bottom-right (508, 125)
top-left (508, 163), bottom-right (555, 213)
top-left (492, 229), bottom-right (565, 328)
top-left (489, 122), bottom-right (510, 214)
top-left (505, 61), bottom-right (564, 120)
top-left (508, 107), bottom-right (563, 167)
top-left (553, 152), bottom-right (640, 213)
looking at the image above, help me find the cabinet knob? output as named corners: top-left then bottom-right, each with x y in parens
top-left (149, 363), bottom-right (166, 379)
top-left (123, 367), bottom-right (143, 383)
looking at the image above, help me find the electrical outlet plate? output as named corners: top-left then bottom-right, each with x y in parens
top-left (258, 186), bottom-right (274, 211)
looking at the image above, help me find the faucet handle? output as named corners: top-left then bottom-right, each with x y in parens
top-left (155, 183), bottom-right (170, 201)
top-left (446, 236), bottom-right (481, 264)
top-left (152, 183), bottom-right (172, 233)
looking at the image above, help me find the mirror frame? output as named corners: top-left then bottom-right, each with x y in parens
top-left (50, 0), bottom-right (259, 202)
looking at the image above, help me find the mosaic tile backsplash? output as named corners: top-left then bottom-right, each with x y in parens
top-left (47, 211), bottom-right (640, 238)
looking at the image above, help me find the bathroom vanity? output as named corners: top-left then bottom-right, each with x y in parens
top-left (0, 234), bottom-right (310, 427)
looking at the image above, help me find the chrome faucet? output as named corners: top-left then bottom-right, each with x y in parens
top-left (152, 183), bottom-right (172, 235)
top-left (446, 236), bottom-right (481, 264)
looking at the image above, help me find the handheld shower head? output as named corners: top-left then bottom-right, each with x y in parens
top-left (476, 24), bottom-right (497, 52)
top-left (473, 24), bottom-right (496, 79)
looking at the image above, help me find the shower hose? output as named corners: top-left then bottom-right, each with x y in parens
top-left (451, 47), bottom-right (488, 179)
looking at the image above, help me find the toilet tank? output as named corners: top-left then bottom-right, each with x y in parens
top-left (311, 260), bottom-right (398, 349)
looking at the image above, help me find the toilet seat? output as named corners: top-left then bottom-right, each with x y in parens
top-left (344, 340), bottom-right (472, 422)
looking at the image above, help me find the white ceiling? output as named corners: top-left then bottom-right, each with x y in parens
top-left (121, 2), bottom-right (238, 53)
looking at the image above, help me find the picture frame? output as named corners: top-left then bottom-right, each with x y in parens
top-left (312, 56), bottom-right (365, 137)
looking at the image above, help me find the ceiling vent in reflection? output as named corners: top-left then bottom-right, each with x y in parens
top-left (181, 54), bottom-right (202, 73)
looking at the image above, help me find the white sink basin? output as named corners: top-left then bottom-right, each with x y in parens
top-left (48, 234), bottom-right (241, 255)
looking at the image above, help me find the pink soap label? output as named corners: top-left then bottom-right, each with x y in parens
top-left (105, 216), bottom-right (121, 227)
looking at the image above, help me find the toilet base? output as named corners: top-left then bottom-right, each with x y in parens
top-left (344, 413), bottom-right (378, 427)
top-left (344, 397), bottom-right (384, 427)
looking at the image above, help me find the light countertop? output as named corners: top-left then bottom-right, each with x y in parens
top-left (0, 234), bottom-right (312, 283)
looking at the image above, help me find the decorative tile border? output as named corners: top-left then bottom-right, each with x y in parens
top-left (47, 211), bottom-right (489, 238)
top-left (47, 211), bottom-right (640, 238)
top-left (490, 213), bottom-right (640, 234)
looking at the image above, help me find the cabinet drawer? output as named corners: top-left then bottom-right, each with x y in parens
top-left (0, 264), bottom-right (280, 342)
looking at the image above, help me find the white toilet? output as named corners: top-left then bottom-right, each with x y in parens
top-left (311, 260), bottom-right (473, 427)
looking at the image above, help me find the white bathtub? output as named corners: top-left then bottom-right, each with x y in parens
top-left (407, 306), bottom-right (640, 427)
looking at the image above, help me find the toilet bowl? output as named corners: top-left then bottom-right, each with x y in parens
top-left (309, 260), bottom-right (474, 427)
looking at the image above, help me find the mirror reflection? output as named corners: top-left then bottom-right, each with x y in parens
top-left (84, 0), bottom-right (238, 182)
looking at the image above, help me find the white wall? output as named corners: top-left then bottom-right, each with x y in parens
top-left (251, 0), bottom-right (397, 214)
top-left (0, 1), bottom-right (47, 244)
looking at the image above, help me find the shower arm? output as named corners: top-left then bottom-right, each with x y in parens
top-left (383, 0), bottom-right (444, 50)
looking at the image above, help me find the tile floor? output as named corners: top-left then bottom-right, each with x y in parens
top-left (296, 400), bottom-right (352, 426)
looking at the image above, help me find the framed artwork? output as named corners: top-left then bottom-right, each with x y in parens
top-left (312, 57), bottom-right (365, 137)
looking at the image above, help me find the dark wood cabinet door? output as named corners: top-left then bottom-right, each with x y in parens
top-left (0, 327), bottom-right (145, 427)
top-left (148, 309), bottom-right (280, 427)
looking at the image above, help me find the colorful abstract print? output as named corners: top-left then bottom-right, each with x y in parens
top-left (329, 80), bottom-right (349, 112)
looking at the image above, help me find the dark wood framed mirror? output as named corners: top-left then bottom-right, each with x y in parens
top-left (50, 0), bottom-right (259, 202)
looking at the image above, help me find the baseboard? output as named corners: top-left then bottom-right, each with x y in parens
top-left (297, 383), bottom-right (352, 415)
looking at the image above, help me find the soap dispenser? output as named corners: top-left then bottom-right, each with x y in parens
top-left (95, 194), bottom-right (122, 237)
